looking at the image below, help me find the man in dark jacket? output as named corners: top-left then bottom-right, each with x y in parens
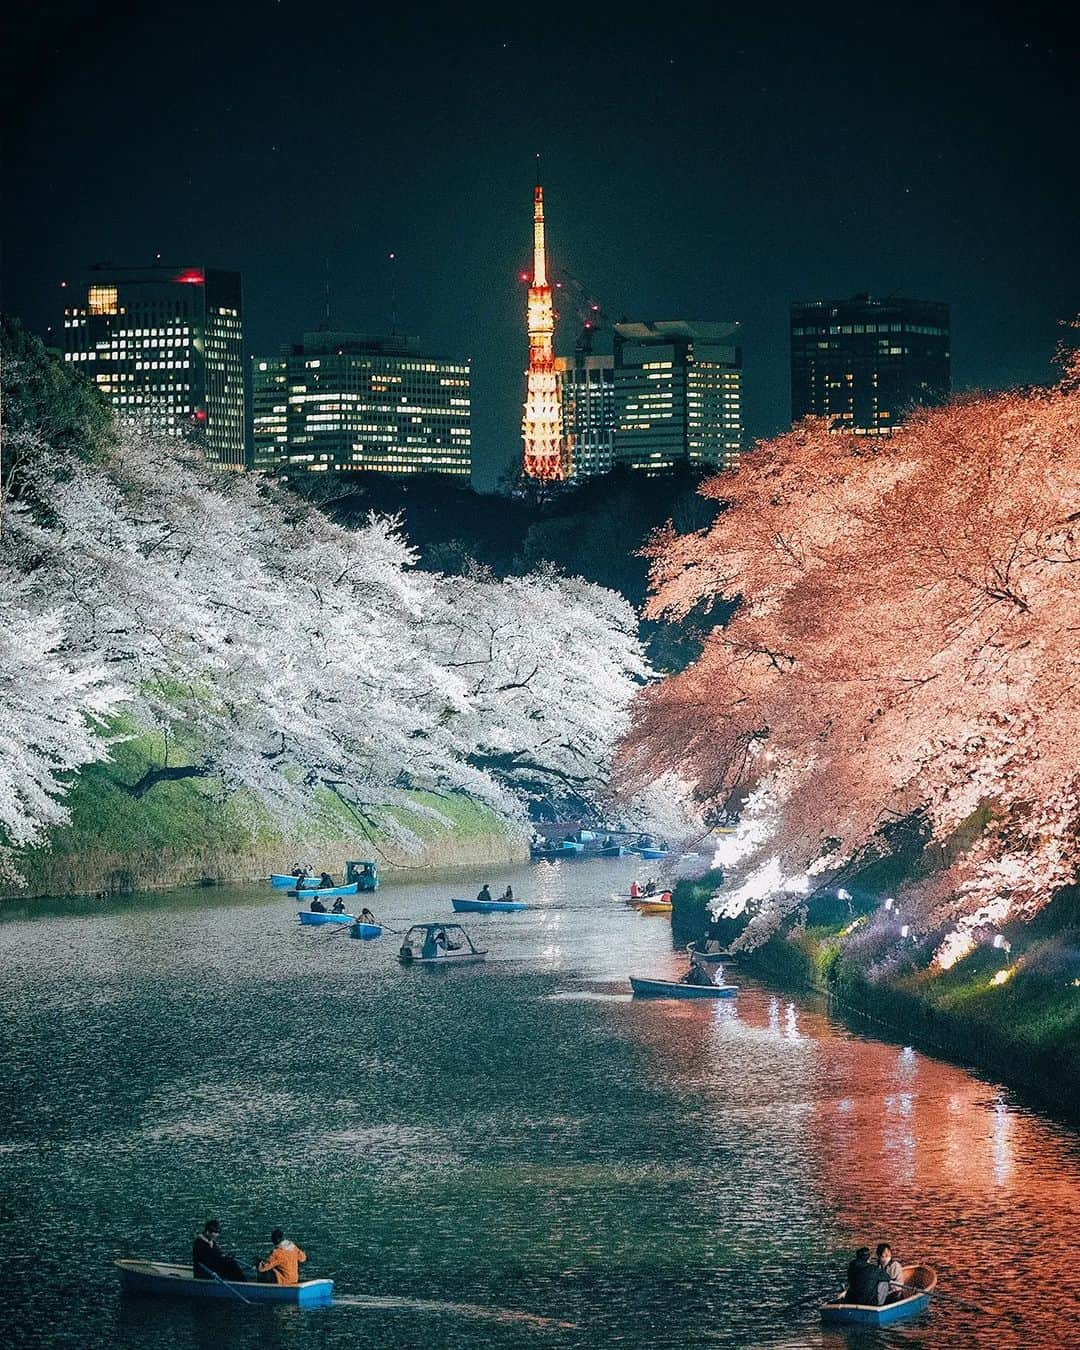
top-left (845, 1247), bottom-right (879, 1303)
top-left (193, 1219), bottom-right (248, 1281)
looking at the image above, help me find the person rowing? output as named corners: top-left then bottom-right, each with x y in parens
top-left (476, 883), bottom-right (493, 903)
top-left (193, 1219), bottom-right (248, 1282)
top-left (309, 896), bottom-right (327, 913)
top-left (318, 871), bottom-right (334, 889)
top-left (359, 907), bottom-right (377, 925)
top-left (845, 1247), bottom-right (879, 1304)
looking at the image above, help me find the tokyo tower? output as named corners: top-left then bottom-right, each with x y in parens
top-left (521, 170), bottom-right (570, 480)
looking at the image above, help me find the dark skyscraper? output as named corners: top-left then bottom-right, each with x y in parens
top-left (790, 294), bottom-right (950, 436)
top-left (613, 321), bottom-right (742, 473)
top-left (251, 332), bottom-right (471, 477)
top-left (61, 264), bottom-right (246, 469)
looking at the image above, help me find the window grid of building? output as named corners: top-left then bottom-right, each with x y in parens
top-left (790, 295), bottom-right (950, 436)
top-left (613, 321), bottom-right (743, 474)
top-left (252, 333), bottom-right (471, 478)
top-left (62, 265), bottom-right (246, 469)
top-left (555, 354), bottom-right (615, 480)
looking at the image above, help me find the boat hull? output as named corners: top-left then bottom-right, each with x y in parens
top-left (298, 910), bottom-right (354, 925)
top-left (451, 898), bottom-right (527, 913)
top-left (289, 882), bottom-right (359, 899)
top-left (637, 848), bottom-right (669, 860)
top-left (349, 922), bottom-right (382, 939)
top-left (115, 1260), bottom-right (333, 1306)
top-left (271, 874), bottom-right (319, 888)
top-left (399, 951), bottom-right (487, 965)
top-left (629, 976), bottom-right (737, 999)
top-left (634, 901), bottom-right (673, 914)
top-left (821, 1264), bottom-right (936, 1325)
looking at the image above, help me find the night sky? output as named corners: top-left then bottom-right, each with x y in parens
top-left (4, 2), bottom-right (1078, 489)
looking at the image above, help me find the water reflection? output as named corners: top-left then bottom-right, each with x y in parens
top-left (1, 855), bottom-right (1078, 1349)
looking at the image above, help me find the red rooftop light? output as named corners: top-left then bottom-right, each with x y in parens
top-left (173, 268), bottom-right (205, 285)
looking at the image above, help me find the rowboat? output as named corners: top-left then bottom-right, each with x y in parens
top-left (629, 976), bottom-right (737, 999)
top-left (399, 923), bottom-right (487, 965)
top-left (821, 1264), bottom-right (936, 1325)
top-left (634, 899), bottom-right (673, 914)
top-left (687, 942), bottom-right (734, 963)
top-left (637, 847), bottom-right (670, 860)
top-left (115, 1259), bottom-right (334, 1306)
top-left (271, 874), bottom-right (319, 888)
top-left (595, 844), bottom-right (626, 857)
top-left (288, 882), bottom-right (359, 899)
top-left (349, 922), bottom-right (382, 939)
top-left (451, 897), bottom-right (528, 913)
top-left (297, 910), bottom-right (354, 926)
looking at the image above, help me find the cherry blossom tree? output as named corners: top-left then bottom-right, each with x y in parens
top-left (2, 409), bottom-right (650, 875)
top-left (623, 348), bottom-right (1080, 948)
top-left (0, 582), bottom-right (123, 880)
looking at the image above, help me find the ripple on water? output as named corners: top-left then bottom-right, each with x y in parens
top-left (0, 859), bottom-right (1078, 1349)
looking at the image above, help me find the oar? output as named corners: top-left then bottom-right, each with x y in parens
top-left (898, 1283), bottom-right (994, 1319)
top-left (196, 1260), bottom-right (252, 1305)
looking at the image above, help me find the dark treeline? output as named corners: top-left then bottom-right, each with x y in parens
top-left (295, 464), bottom-right (735, 671)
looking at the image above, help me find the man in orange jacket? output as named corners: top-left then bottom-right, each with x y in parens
top-left (257, 1228), bottom-right (307, 1285)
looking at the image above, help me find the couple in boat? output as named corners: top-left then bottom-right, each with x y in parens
top-left (475, 883), bottom-right (514, 903)
top-left (845, 1243), bottom-right (905, 1305)
top-left (193, 1219), bottom-right (307, 1285)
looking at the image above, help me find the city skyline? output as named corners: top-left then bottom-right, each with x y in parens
top-left (4, 3), bottom-right (1077, 489)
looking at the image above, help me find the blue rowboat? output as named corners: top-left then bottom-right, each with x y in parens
top-left (451, 898), bottom-right (528, 913)
top-left (271, 874), bottom-right (320, 888)
top-left (629, 976), bottom-right (737, 999)
top-left (596, 844), bottom-right (626, 857)
top-left (637, 847), bottom-right (669, 860)
top-left (349, 922), bottom-right (383, 939)
top-left (298, 910), bottom-right (354, 926)
top-left (115, 1259), bottom-right (333, 1306)
top-left (821, 1264), bottom-right (936, 1324)
top-left (289, 882), bottom-right (359, 899)
top-left (687, 942), bottom-right (735, 963)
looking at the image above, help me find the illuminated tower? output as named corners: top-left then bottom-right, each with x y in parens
top-left (522, 174), bottom-right (569, 480)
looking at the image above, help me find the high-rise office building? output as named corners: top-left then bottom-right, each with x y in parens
top-left (61, 264), bottom-right (246, 469)
top-left (790, 294), bottom-right (950, 435)
top-left (251, 332), bottom-right (471, 477)
top-left (555, 353), bottom-right (615, 480)
top-left (612, 321), bottom-right (742, 473)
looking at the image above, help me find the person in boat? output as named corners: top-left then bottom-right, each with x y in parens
top-left (499, 885), bottom-right (514, 901)
top-left (629, 880), bottom-right (641, 899)
top-left (875, 1243), bottom-right (905, 1304)
top-left (658, 890), bottom-right (672, 904)
top-left (681, 960), bottom-right (714, 987)
top-left (476, 883), bottom-right (493, 903)
top-left (644, 878), bottom-right (657, 896)
top-left (291, 865), bottom-right (306, 880)
top-left (309, 896), bottom-right (328, 913)
top-left (318, 871), bottom-right (334, 889)
top-left (602, 835), bottom-right (614, 848)
top-left (359, 907), bottom-right (377, 925)
top-left (193, 1219), bottom-right (248, 1282)
top-left (845, 1247), bottom-right (880, 1304)
top-left (331, 897), bottom-right (347, 914)
top-left (257, 1228), bottom-right (307, 1285)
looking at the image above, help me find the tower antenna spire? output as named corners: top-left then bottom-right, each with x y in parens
top-left (521, 160), bottom-right (570, 481)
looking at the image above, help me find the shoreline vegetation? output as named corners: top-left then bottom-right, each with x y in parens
top-left (1, 726), bottom-right (527, 902)
top-left (672, 873), bottom-right (1080, 1118)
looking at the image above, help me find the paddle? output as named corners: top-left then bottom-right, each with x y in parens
top-left (196, 1260), bottom-right (252, 1305)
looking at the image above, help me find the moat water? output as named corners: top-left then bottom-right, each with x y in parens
top-left (2, 857), bottom-right (1078, 1347)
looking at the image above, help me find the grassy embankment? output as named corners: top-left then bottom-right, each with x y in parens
top-left (5, 719), bottom-right (527, 901)
top-left (671, 873), bottom-right (1080, 1113)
